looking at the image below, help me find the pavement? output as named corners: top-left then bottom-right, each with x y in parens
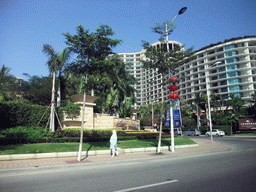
top-left (0, 138), bottom-right (232, 170)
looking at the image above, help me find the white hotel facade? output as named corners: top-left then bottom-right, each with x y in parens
top-left (116, 36), bottom-right (256, 108)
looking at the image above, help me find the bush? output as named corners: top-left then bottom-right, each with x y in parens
top-left (0, 126), bottom-right (53, 144)
top-left (0, 101), bottom-right (50, 130)
top-left (0, 126), bottom-right (170, 144)
top-left (61, 128), bottom-right (126, 137)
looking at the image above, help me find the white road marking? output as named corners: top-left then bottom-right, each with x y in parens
top-left (114, 180), bottom-right (179, 192)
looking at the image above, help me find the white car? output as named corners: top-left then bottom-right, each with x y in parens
top-left (205, 129), bottom-right (225, 137)
top-left (170, 128), bottom-right (182, 135)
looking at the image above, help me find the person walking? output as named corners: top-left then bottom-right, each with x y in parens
top-left (110, 130), bottom-right (118, 157)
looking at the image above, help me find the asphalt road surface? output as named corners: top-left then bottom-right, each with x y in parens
top-left (1, 137), bottom-right (255, 192)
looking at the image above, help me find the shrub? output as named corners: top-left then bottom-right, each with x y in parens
top-left (0, 101), bottom-right (50, 130)
top-left (0, 126), bottom-right (53, 144)
top-left (63, 100), bottom-right (80, 120)
top-left (0, 126), bottom-right (170, 144)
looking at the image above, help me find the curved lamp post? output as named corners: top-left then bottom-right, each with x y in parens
top-left (78, 64), bottom-right (92, 161)
top-left (206, 61), bottom-right (221, 143)
top-left (157, 7), bottom-right (188, 153)
top-left (165, 7), bottom-right (187, 42)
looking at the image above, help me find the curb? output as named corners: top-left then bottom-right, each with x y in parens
top-left (0, 144), bottom-right (199, 161)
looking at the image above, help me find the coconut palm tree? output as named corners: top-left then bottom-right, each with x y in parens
top-left (43, 45), bottom-right (72, 103)
top-left (42, 44), bottom-right (72, 131)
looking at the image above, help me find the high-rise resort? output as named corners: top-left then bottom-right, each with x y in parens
top-left (114, 36), bottom-right (256, 109)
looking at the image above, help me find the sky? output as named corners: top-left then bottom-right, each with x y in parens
top-left (1, 0), bottom-right (256, 80)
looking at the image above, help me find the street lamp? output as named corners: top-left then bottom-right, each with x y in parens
top-left (165, 7), bottom-right (187, 42)
top-left (77, 64), bottom-right (91, 162)
top-left (206, 61), bottom-right (221, 142)
top-left (157, 7), bottom-right (188, 153)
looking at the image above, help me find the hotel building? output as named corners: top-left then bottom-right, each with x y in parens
top-left (116, 36), bottom-right (256, 108)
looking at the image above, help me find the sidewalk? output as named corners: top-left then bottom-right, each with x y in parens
top-left (0, 138), bottom-right (231, 170)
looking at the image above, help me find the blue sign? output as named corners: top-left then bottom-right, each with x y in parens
top-left (172, 100), bottom-right (182, 127)
top-left (165, 100), bottom-right (182, 128)
top-left (165, 109), bottom-right (170, 127)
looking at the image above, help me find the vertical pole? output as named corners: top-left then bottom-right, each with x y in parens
top-left (50, 71), bottom-right (55, 132)
top-left (208, 97), bottom-right (213, 142)
top-left (165, 22), bottom-right (168, 42)
top-left (206, 69), bottom-right (213, 143)
top-left (152, 102), bottom-right (154, 130)
top-left (78, 75), bottom-right (87, 161)
top-left (170, 100), bottom-right (175, 152)
top-left (157, 83), bottom-right (164, 153)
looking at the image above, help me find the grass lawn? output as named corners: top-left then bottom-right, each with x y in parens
top-left (0, 137), bottom-right (196, 155)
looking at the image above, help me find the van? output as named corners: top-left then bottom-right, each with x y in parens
top-left (183, 129), bottom-right (201, 136)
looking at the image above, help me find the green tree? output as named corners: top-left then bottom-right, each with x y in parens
top-left (63, 25), bottom-right (135, 117)
top-left (22, 75), bottom-right (52, 106)
top-left (189, 92), bottom-right (206, 130)
top-left (42, 45), bottom-right (72, 102)
top-left (0, 65), bottom-right (22, 101)
top-left (210, 93), bottom-right (225, 115)
top-left (141, 33), bottom-right (194, 151)
top-left (63, 100), bottom-right (80, 120)
top-left (225, 113), bottom-right (239, 135)
top-left (226, 93), bottom-right (244, 113)
top-left (246, 93), bottom-right (256, 116)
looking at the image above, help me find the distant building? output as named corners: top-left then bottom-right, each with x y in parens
top-left (115, 36), bottom-right (256, 108)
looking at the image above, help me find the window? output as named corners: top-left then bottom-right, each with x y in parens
top-left (227, 64), bottom-right (238, 70)
top-left (217, 54), bottom-right (224, 59)
top-left (219, 67), bottom-right (226, 72)
top-left (228, 78), bottom-right (241, 84)
top-left (224, 44), bottom-right (237, 50)
top-left (220, 80), bottom-right (227, 85)
top-left (227, 71), bottom-right (239, 78)
top-left (225, 51), bottom-right (237, 57)
top-left (213, 83), bottom-right (218, 87)
top-left (221, 87), bottom-right (228, 92)
top-left (217, 48), bottom-right (223, 52)
top-left (219, 74), bottom-right (226, 79)
top-left (226, 57), bottom-right (239, 64)
top-left (222, 94), bottom-right (228, 99)
top-left (229, 85), bottom-right (241, 92)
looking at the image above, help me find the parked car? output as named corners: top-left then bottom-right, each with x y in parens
top-left (170, 128), bottom-right (182, 135)
top-left (205, 129), bottom-right (225, 137)
top-left (183, 129), bottom-right (201, 136)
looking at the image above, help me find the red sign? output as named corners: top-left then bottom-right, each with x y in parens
top-left (239, 118), bottom-right (256, 130)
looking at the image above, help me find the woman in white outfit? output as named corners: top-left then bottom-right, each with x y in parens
top-left (110, 130), bottom-right (118, 157)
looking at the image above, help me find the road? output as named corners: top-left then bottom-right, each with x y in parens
top-left (0, 136), bottom-right (255, 192)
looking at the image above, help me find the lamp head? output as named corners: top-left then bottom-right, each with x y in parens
top-left (178, 7), bottom-right (187, 15)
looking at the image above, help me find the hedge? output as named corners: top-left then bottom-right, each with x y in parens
top-left (0, 101), bottom-right (50, 130)
top-left (0, 127), bottom-right (170, 145)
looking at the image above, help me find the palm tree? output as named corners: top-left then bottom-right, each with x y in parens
top-left (211, 93), bottom-right (225, 115)
top-left (105, 87), bottom-right (119, 115)
top-left (226, 93), bottom-right (244, 113)
top-left (42, 44), bottom-right (72, 131)
top-left (190, 92), bottom-right (205, 130)
top-left (43, 45), bottom-right (72, 103)
top-left (42, 44), bottom-right (58, 132)
top-left (99, 56), bottom-right (136, 116)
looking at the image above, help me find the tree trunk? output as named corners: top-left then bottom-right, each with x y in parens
top-left (50, 71), bottom-right (55, 132)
